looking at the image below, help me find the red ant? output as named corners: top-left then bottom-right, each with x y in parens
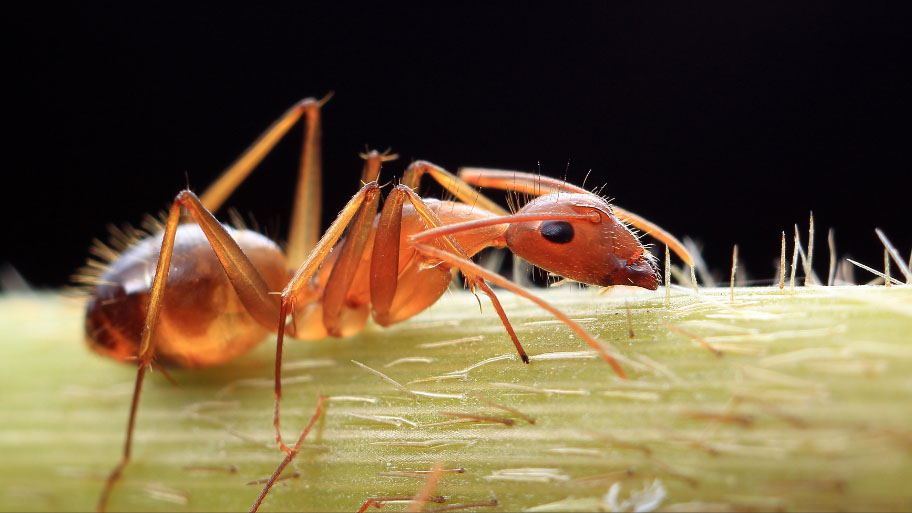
top-left (79, 95), bottom-right (692, 511)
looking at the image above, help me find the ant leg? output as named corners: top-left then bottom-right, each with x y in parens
top-left (359, 148), bottom-right (398, 183)
top-left (96, 198), bottom-right (181, 512)
top-left (250, 396), bottom-right (325, 513)
top-left (98, 190), bottom-right (287, 510)
top-left (457, 168), bottom-right (693, 266)
top-left (312, 149), bottom-right (398, 327)
top-left (319, 149), bottom-right (398, 336)
top-left (401, 187), bottom-right (530, 362)
top-left (370, 185), bottom-right (530, 362)
top-left (199, 97), bottom-right (321, 213)
top-left (196, 94), bottom-right (332, 269)
top-left (411, 241), bottom-right (628, 378)
top-left (402, 161), bottom-right (510, 216)
top-left (473, 279), bottom-right (529, 363)
top-left (286, 96), bottom-right (326, 268)
top-left (369, 184), bottom-right (407, 323)
top-left (321, 188), bottom-right (381, 336)
top-left (177, 191), bottom-right (283, 327)
top-left (97, 364), bottom-right (148, 512)
top-left (273, 182), bottom-right (382, 451)
top-left (282, 183), bottom-right (382, 302)
top-left (368, 184), bottom-right (461, 327)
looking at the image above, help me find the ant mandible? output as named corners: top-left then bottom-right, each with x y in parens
top-left (80, 95), bottom-right (693, 511)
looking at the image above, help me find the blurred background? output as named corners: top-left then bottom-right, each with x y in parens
top-left (5, 3), bottom-right (910, 288)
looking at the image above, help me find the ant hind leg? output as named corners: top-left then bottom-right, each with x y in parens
top-left (96, 190), bottom-right (284, 511)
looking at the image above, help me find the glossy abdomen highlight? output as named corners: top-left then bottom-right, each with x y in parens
top-left (85, 224), bottom-right (287, 368)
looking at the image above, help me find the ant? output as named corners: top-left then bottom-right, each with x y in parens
top-left (79, 95), bottom-right (693, 511)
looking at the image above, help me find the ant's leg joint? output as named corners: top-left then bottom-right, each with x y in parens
top-left (293, 97), bottom-right (318, 108)
top-left (174, 189), bottom-right (201, 206)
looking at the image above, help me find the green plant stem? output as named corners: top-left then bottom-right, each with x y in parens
top-left (1, 285), bottom-right (911, 512)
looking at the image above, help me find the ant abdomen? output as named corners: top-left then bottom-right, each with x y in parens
top-left (86, 224), bottom-right (288, 368)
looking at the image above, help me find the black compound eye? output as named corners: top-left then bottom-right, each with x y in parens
top-left (540, 220), bottom-right (575, 244)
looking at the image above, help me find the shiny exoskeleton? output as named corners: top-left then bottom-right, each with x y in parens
top-left (84, 96), bottom-right (690, 512)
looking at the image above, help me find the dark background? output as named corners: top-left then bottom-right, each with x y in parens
top-left (6, 3), bottom-right (910, 288)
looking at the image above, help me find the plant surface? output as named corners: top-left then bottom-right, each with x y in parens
top-left (1, 284), bottom-right (911, 512)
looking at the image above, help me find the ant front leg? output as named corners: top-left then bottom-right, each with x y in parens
top-left (410, 240), bottom-right (628, 378)
top-left (369, 184), bottom-right (530, 363)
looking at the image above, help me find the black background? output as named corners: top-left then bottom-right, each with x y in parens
top-left (6, 3), bottom-right (910, 288)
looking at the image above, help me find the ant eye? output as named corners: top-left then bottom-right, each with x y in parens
top-left (540, 220), bottom-right (575, 244)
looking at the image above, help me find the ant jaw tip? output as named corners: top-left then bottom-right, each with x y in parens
top-left (521, 355), bottom-right (530, 364)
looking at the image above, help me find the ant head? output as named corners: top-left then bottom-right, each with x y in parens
top-left (507, 193), bottom-right (659, 290)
